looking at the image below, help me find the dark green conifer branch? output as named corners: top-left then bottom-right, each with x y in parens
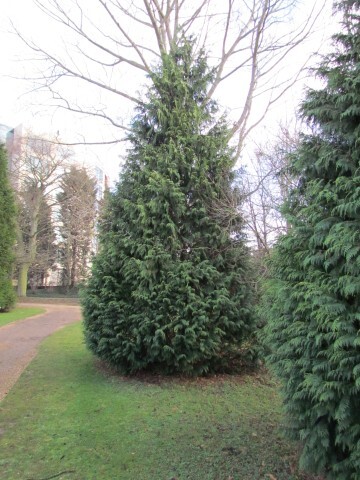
top-left (264, 2), bottom-right (360, 478)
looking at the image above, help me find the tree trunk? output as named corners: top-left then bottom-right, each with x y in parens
top-left (70, 240), bottom-right (77, 289)
top-left (17, 263), bottom-right (30, 297)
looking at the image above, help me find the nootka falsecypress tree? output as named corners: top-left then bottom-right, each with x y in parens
top-left (264, 2), bottom-right (360, 478)
top-left (82, 39), bottom-right (254, 375)
top-left (0, 145), bottom-right (16, 310)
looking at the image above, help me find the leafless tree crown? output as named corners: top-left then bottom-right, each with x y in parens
top-left (14, 0), bottom-right (325, 151)
top-left (10, 130), bottom-right (73, 295)
top-left (243, 124), bottom-right (300, 253)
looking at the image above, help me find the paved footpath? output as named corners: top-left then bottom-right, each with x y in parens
top-left (0, 303), bottom-right (81, 401)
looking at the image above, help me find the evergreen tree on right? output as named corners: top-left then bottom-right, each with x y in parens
top-left (264, 2), bottom-right (360, 478)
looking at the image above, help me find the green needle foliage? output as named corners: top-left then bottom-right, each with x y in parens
top-left (0, 145), bottom-right (16, 311)
top-left (264, 2), bottom-right (360, 479)
top-left (82, 39), bottom-right (254, 375)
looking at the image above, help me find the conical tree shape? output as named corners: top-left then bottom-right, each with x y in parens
top-left (264, 2), bottom-right (360, 478)
top-left (82, 40), bottom-right (254, 375)
top-left (0, 145), bottom-right (16, 310)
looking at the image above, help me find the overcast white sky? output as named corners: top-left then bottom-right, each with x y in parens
top-left (0, 0), bottom-right (337, 180)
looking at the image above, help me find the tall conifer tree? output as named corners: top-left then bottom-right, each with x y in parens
top-left (82, 40), bottom-right (253, 375)
top-left (0, 145), bottom-right (16, 310)
top-left (264, 2), bottom-right (360, 478)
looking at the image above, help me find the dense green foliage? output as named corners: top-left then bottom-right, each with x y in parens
top-left (0, 323), bottom-right (315, 480)
top-left (57, 166), bottom-right (97, 289)
top-left (0, 145), bottom-right (16, 311)
top-left (264, 2), bottom-right (360, 478)
top-left (82, 40), bottom-right (253, 375)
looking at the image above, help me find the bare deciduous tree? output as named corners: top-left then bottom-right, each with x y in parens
top-left (14, 0), bottom-right (325, 153)
top-left (243, 124), bottom-right (299, 254)
top-left (57, 165), bottom-right (97, 290)
top-left (9, 130), bottom-right (72, 296)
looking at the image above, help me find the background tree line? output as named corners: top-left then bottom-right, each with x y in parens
top-left (2, 132), bottom-right (98, 298)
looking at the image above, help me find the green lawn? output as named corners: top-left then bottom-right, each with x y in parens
top-left (0, 306), bottom-right (45, 327)
top-left (0, 323), bottom-right (319, 480)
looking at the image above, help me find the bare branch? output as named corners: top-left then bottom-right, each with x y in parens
top-left (35, 0), bottom-right (149, 71)
top-left (143, 0), bottom-right (167, 53)
top-left (107, 0), bottom-right (153, 27)
top-left (242, 123), bottom-right (301, 251)
top-left (12, 0), bottom-right (328, 148)
top-left (98, 0), bottom-right (151, 71)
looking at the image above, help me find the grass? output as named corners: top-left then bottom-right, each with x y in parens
top-left (0, 323), bottom-right (318, 480)
top-left (0, 306), bottom-right (45, 327)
